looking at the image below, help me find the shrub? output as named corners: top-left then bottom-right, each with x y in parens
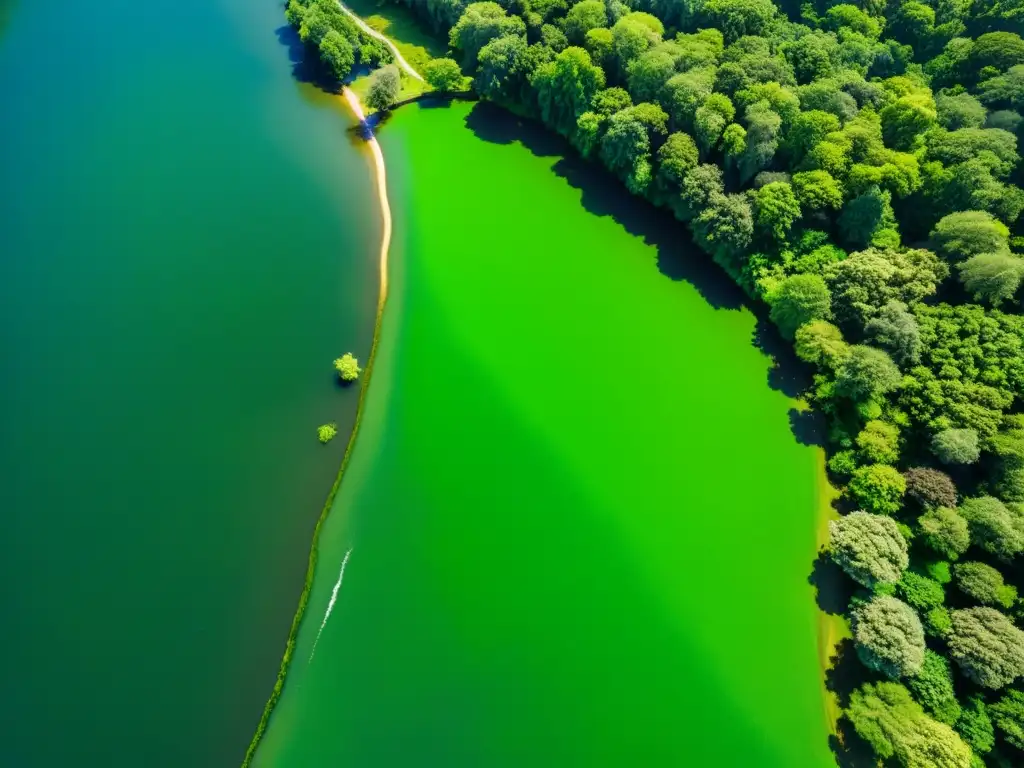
top-left (317, 423), bottom-right (338, 444)
top-left (829, 511), bottom-right (909, 588)
top-left (904, 467), bottom-right (958, 509)
top-left (848, 464), bottom-right (906, 515)
top-left (334, 353), bottom-right (362, 382)
top-left (948, 607), bottom-right (1024, 689)
top-left (953, 562), bottom-right (1018, 609)
top-left (918, 507), bottom-right (970, 560)
top-left (852, 595), bottom-right (926, 679)
top-left (907, 650), bottom-right (961, 725)
top-left (932, 428), bottom-right (981, 465)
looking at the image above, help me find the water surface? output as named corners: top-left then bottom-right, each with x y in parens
top-left (0, 0), bottom-right (379, 764)
top-left (256, 100), bottom-right (835, 767)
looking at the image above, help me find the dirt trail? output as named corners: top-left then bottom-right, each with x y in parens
top-left (336, 1), bottom-right (424, 81)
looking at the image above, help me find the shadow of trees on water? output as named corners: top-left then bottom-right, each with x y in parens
top-left (464, 101), bottom-right (823, 445)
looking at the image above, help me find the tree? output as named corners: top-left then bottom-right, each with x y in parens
top-left (959, 496), bottom-right (1024, 560)
top-left (319, 30), bottom-right (355, 82)
top-left (829, 511), bottom-right (909, 588)
top-left (753, 182), bottom-right (801, 241)
top-left (610, 14), bottom-right (660, 78)
top-left (853, 595), bottom-right (926, 678)
top-left (857, 420), bottom-right (900, 464)
top-left (334, 352), bottom-right (362, 382)
top-left (474, 34), bottom-right (529, 104)
top-left (600, 109), bottom-right (654, 193)
top-left (931, 428), bottom-right (980, 465)
top-left (691, 193), bottom-right (754, 279)
top-left (654, 132), bottom-right (698, 202)
top-left (898, 571), bottom-right (946, 613)
top-left (905, 468), bottom-right (958, 510)
top-left (533, 47), bottom-right (606, 137)
top-left (847, 682), bottom-right (972, 768)
top-left (317, 423), bottom-right (338, 444)
top-left (699, 0), bottom-right (777, 42)
top-left (424, 57), bottom-right (464, 90)
top-left (561, 0), bottom-right (606, 45)
top-left (907, 650), bottom-right (961, 725)
top-left (979, 65), bottom-right (1024, 110)
top-left (936, 92), bottom-right (988, 130)
top-left (970, 32), bottom-right (1024, 74)
top-left (835, 346), bottom-right (902, 401)
top-left (662, 68), bottom-right (716, 133)
top-left (449, 2), bottom-right (525, 68)
top-left (918, 507), bottom-right (970, 560)
top-left (738, 101), bottom-right (782, 184)
top-left (792, 170), bottom-right (843, 211)
top-left (794, 320), bottom-right (849, 368)
top-left (865, 301), bottom-right (921, 368)
top-left (626, 49), bottom-right (675, 104)
top-left (958, 251), bottom-right (1024, 307)
top-left (677, 163), bottom-right (724, 221)
top-left (948, 607), bottom-right (1024, 689)
top-left (366, 65), bottom-right (401, 112)
top-left (838, 185), bottom-right (899, 250)
top-left (990, 689), bottom-right (1024, 750)
top-left (768, 274), bottom-right (831, 339)
top-left (693, 93), bottom-right (734, 154)
top-left (848, 464), bottom-right (907, 515)
top-left (954, 562), bottom-right (1018, 609)
top-left (956, 696), bottom-right (995, 755)
top-left (591, 87), bottom-right (631, 117)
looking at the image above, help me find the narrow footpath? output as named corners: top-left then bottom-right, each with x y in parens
top-left (336, 1), bottom-right (424, 81)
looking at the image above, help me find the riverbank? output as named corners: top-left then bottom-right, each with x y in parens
top-left (241, 83), bottom-right (393, 768)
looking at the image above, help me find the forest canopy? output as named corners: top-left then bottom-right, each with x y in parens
top-left (286, 0), bottom-right (1024, 762)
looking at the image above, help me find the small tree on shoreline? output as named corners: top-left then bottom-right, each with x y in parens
top-left (367, 65), bottom-right (401, 112)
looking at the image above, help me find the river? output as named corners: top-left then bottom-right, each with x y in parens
top-left (254, 99), bottom-right (836, 767)
top-left (0, 0), bottom-right (380, 764)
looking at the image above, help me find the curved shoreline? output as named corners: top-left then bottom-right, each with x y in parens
top-left (240, 86), bottom-right (393, 768)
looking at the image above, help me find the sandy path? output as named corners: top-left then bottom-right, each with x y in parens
top-left (336, 1), bottom-right (424, 81)
top-left (342, 87), bottom-right (391, 305)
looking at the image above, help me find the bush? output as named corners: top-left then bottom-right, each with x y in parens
top-left (367, 65), bottom-right (401, 112)
top-left (852, 595), bottom-right (926, 679)
top-left (848, 464), bottom-right (906, 515)
top-left (424, 57), bottom-right (465, 90)
top-left (334, 353), bottom-right (362, 382)
top-left (989, 689), bottom-right (1024, 750)
top-left (907, 650), bottom-right (961, 725)
top-left (317, 423), bottom-right (338, 444)
top-left (904, 467), bottom-right (958, 509)
top-left (956, 696), bottom-right (995, 755)
top-left (954, 562), bottom-right (1018, 609)
top-left (918, 507), bottom-right (970, 561)
top-left (932, 428), bottom-right (981, 465)
top-left (856, 420), bottom-right (900, 464)
top-left (959, 496), bottom-right (1024, 561)
top-left (898, 571), bottom-right (945, 612)
top-left (948, 607), bottom-right (1024, 690)
top-left (829, 511), bottom-right (909, 588)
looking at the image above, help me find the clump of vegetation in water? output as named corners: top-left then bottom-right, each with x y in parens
top-left (280, 0), bottom-right (1024, 764)
top-left (334, 353), bottom-right (362, 382)
top-left (317, 423), bottom-right (338, 444)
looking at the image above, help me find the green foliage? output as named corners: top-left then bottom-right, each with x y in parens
top-left (333, 352), bottom-right (362, 382)
top-left (847, 682), bottom-right (972, 768)
top-left (768, 273), bottom-right (830, 339)
top-left (948, 607), bottom-right (1024, 689)
top-left (898, 571), bottom-right (945, 612)
top-left (795, 320), bottom-right (849, 368)
top-left (907, 650), bottom-right (961, 725)
top-left (691, 193), bottom-right (754, 277)
top-left (561, 0), bottom-right (606, 45)
top-left (926, 560), bottom-right (953, 585)
top-left (317, 423), bottom-right (338, 444)
top-left (424, 57), bottom-right (465, 90)
top-left (848, 463), bottom-right (906, 515)
top-left (856, 420), bottom-right (900, 464)
top-left (926, 606), bottom-right (954, 638)
top-left (791, 169), bottom-right (843, 211)
top-left (989, 689), bottom-right (1024, 750)
top-left (829, 511), bottom-right (909, 588)
top-left (853, 595), bottom-right (926, 678)
top-left (918, 506), bottom-right (970, 560)
top-left (959, 496), bottom-right (1024, 561)
top-left (319, 30), bottom-right (355, 82)
top-left (956, 696), bottom-right (995, 755)
top-left (699, 0), bottom-right (777, 43)
top-left (449, 2), bottom-right (525, 68)
top-left (366, 65), bottom-right (401, 112)
top-left (835, 346), bottom-right (902, 401)
top-left (954, 561), bottom-right (1018, 609)
top-left (936, 92), bottom-right (988, 130)
top-left (839, 185), bottom-right (899, 250)
top-left (932, 428), bottom-right (981, 465)
top-left (753, 182), bottom-right (801, 241)
top-left (533, 47), bottom-right (605, 138)
top-left (865, 301), bottom-right (921, 368)
top-left (958, 251), bottom-right (1024, 307)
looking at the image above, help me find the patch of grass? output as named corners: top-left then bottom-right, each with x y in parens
top-left (343, 0), bottom-right (447, 72)
top-left (351, 69), bottom-right (426, 110)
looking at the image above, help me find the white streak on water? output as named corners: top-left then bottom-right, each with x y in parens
top-left (309, 547), bottom-right (352, 662)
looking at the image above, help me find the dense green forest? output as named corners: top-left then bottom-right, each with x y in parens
top-left (284, 0), bottom-right (1024, 764)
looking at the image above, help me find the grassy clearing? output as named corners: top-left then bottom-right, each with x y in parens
top-left (344, 0), bottom-right (447, 73)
